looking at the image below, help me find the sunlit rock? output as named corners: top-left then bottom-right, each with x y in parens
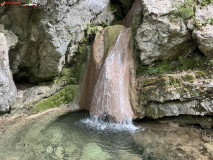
top-left (79, 26), bottom-right (137, 122)
top-left (135, 0), bottom-right (196, 65)
top-left (0, 33), bottom-right (17, 113)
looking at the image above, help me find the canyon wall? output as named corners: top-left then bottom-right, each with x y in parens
top-left (0, 0), bottom-right (212, 125)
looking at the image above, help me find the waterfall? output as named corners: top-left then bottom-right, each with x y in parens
top-left (79, 0), bottom-right (142, 127)
top-left (90, 29), bottom-right (134, 123)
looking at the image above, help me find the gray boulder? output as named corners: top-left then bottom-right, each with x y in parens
top-left (193, 4), bottom-right (213, 58)
top-left (1, 0), bottom-right (113, 82)
top-left (193, 25), bottom-right (213, 58)
top-left (137, 72), bottom-right (213, 119)
top-left (0, 33), bottom-right (17, 113)
top-left (195, 4), bottom-right (213, 24)
top-left (0, 24), bottom-right (18, 50)
top-left (135, 0), bottom-right (196, 65)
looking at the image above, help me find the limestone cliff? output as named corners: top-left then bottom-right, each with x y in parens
top-left (0, 0), bottom-right (113, 82)
top-left (0, 33), bottom-right (17, 113)
top-left (0, 0), bottom-right (212, 126)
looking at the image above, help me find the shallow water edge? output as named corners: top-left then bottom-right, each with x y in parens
top-left (0, 107), bottom-right (212, 160)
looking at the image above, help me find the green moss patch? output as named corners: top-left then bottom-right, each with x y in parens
top-left (67, 25), bottom-right (103, 83)
top-left (32, 85), bottom-right (79, 113)
top-left (173, 0), bottom-right (213, 20)
top-left (53, 68), bottom-right (78, 85)
top-left (136, 55), bottom-right (211, 77)
top-left (146, 105), bottom-right (166, 119)
top-left (182, 74), bottom-right (195, 83)
top-left (104, 25), bottom-right (123, 56)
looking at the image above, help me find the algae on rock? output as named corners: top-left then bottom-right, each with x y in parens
top-left (103, 25), bottom-right (124, 56)
top-left (32, 85), bottom-right (79, 113)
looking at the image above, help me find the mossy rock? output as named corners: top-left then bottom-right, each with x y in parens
top-left (103, 25), bottom-right (124, 57)
top-left (86, 25), bottom-right (103, 37)
top-left (55, 68), bottom-right (78, 85)
top-left (210, 59), bottom-right (213, 67)
top-left (182, 74), bottom-right (195, 83)
top-left (67, 25), bottom-right (103, 84)
top-left (195, 71), bottom-right (206, 78)
top-left (32, 85), bottom-right (79, 113)
top-left (146, 105), bottom-right (166, 119)
top-left (168, 76), bottom-right (183, 87)
top-left (143, 78), bottom-right (157, 87)
top-left (136, 55), bottom-right (209, 77)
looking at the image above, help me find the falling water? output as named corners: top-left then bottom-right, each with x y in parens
top-left (78, 28), bottom-right (139, 131)
top-left (79, 0), bottom-right (142, 129)
top-left (90, 30), bottom-right (134, 123)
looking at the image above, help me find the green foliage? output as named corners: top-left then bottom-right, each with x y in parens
top-left (182, 74), bottom-right (195, 83)
top-left (178, 56), bottom-right (201, 70)
top-left (68, 25), bottom-right (103, 83)
top-left (136, 56), bottom-right (210, 76)
top-left (173, 0), bottom-right (213, 20)
top-left (173, 0), bottom-right (196, 19)
top-left (194, 17), bottom-right (202, 28)
top-left (32, 85), bottom-right (79, 113)
top-left (210, 59), bottom-right (213, 67)
top-left (146, 61), bottom-right (172, 75)
top-left (142, 61), bottom-right (174, 76)
top-left (205, 18), bottom-right (213, 25)
top-left (55, 68), bottom-right (78, 85)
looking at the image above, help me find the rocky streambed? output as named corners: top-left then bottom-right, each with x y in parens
top-left (0, 107), bottom-right (212, 160)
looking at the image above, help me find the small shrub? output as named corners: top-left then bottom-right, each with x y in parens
top-left (173, 0), bottom-right (213, 21)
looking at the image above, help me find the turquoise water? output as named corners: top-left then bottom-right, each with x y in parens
top-left (40, 111), bottom-right (161, 160)
top-left (0, 111), bottom-right (168, 160)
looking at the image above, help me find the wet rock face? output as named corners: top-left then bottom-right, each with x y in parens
top-left (0, 33), bottom-right (17, 113)
top-left (79, 25), bottom-right (124, 111)
top-left (135, 0), bottom-right (196, 65)
top-left (0, 0), bottom-right (113, 82)
top-left (137, 72), bottom-right (213, 119)
top-left (79, 26), bottom-right (139, 122)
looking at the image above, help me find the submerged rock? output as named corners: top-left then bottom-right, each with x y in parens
top-left (0, 33), bottom-right (17, 113)
top-left (118, 150), bottom-right (141, 160)
top-left (81, 143), bottom-right (111, 160)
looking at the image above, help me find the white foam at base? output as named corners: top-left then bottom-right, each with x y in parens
top-left (79, 116), bottom-right (144, 133)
